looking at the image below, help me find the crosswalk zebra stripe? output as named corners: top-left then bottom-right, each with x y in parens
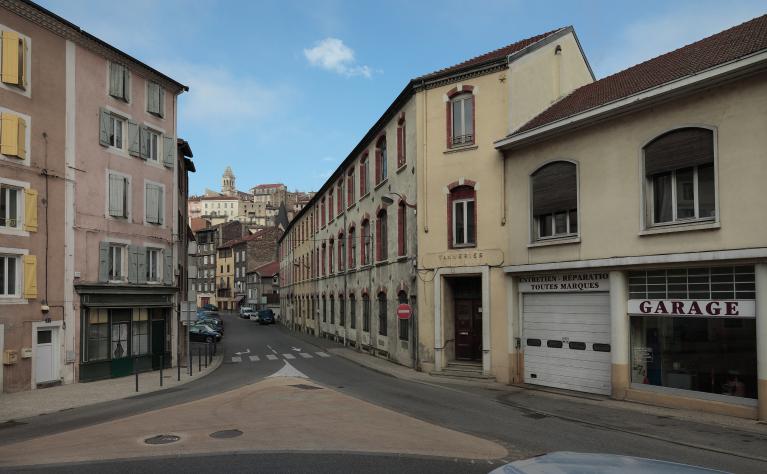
top-left (249, 355), bottom-right (260, 362)
top-left (299, 352), bottom-right (313, 358)
top-left (231, 356), bottom-right (242, 363)
top-left (266, 354), bottom-right (278, 360)
top-left (316, 352), bottom-right (331, 358)
top-left (283, 353), bottom-right (296, 359)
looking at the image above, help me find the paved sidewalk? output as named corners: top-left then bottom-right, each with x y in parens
top-left (0, 354), bottom-right (223, 423)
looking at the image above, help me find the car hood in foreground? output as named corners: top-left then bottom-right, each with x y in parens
top-left (489, 452), bottom-right (728, 474)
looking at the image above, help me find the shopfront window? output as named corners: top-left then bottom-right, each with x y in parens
top-left (132, 309), bottom-right (149, 355)
top-left (87, 309), bottom-right (109, 361)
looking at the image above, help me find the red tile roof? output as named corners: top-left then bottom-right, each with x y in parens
top-left (253, 183), bottom-right (285, 189)
top-left (190, 218), bottom-right (209, 232)
top-left (253, 261), bottom-right (279, 277)
top-left (417, 27), bottom-right (565, 81)
top-left (515, 15), bottom-right (767, 134)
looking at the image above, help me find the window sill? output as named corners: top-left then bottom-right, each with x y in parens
top-left (396, 255), bottom-right (409, 262)
top-left (444, 144), bottom-right (478, 155)
top-left (375, 260), bottom-right (389, 267)
top-left (396, 163), bottom-right (407, 174)
top-left (346, 202), bottom-right (356, 211)
top-left (0, 297), bottom-right (28, 305)
top-left (0, 227), bottom-right (29, 237)
top-left (527, 236), bottom-right (581, 248)
top-left (374, 179), bottom-right (388, 191)
top-left (640, 220), bottom-right (719, 236)
top-left (450, 244), bottom-right (477, 250)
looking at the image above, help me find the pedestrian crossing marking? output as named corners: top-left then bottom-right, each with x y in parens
top-left (228, 351), bottom-right (330, 363)
top-left (299, 352), bottom-right (313, 358)
top-left (266, 354), bottom-right (278, 360)
top-left (283, 353), bottom-right (296, 359)
top-left (249, 355), bottom-right (260, 362)
top-left (231, 356), bottom-right (242, 363)
top-left (316, 352), bottom-right (331, 358)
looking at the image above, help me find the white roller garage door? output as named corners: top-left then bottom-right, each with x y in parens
top-left (523, 292), bottom-right (611, 395)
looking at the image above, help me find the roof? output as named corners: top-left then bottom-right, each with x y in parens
top-left (253, 183), bottom-right (286, 189)
top-left (513, 15), bottom-right (767, 136)
top-left (253, 261), bottom-right (279, 277)
top-left (190, 218), bottom-right (209, 232)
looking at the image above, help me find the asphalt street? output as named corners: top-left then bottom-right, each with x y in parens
top-left (1, 312), bottom-right (766, 473)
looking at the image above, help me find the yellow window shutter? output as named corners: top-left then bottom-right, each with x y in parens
top-left (22, 255), bottom-right (38, 299)
top-left (24, 188), bottom-right (37, 232)
top-left (1, 31), bottom-right (20, 85)
top-left (16, 116), bottom-right (26, 159)
top-left (0, 113), bottom-right (19, 157)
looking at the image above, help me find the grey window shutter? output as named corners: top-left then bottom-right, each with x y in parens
top-left (98, 241), bottom-right (109, 282)
top-left (123, 68), bottom-right (130, 102)
top-left (108, 174), bottom-right (124, 217)
top-left (157, 186), bottom-right (164, 224)
top-left (99, 108), bottom-right (110, 146)
top-left (128, 245), bottom-right (138, 283)
top-left (163, 135), bottom-right (175, 167)
top-left (532, 161), bottom-right (577, 216)
top-left (163, 251), bottom-right (173, 285)
top-left (127, 120), bottom-right (140, 157)
top-left (644, 128), bottom-right (714, 176)
top-left (137, 246), bottom-right (147, 284)
top-left (108, 63), bottom-right (120, 97)
top-left (139, 126), bottom-right (149, 160)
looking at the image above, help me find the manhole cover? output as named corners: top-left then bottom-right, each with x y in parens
top-left (291, 384), bottom-right (323, 390)
top-left (210, 429), bottom-right (243, 439)
top-left (144, 434), bottom-right (180, 445)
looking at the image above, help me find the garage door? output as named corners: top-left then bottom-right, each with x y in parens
top-left (523, 292), bottom-right (611, 395)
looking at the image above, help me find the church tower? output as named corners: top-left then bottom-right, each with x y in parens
top-left (222, 166), bottom-right (236, 196)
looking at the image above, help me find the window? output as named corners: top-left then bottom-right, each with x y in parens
top-left (322, 296), bottom-right (326, 322)
top-left (350, 294), bottom-right (357, 329)
top-left (147, 81), bottom-right (165, 117)
top-left (321, 198), bottom-right (326, 227)
top-left (145, 183), bottom-right (164, 224)
top-left (109, 115), bottom-right (124, 148)
top-left (0, 184), bottom-right (20, 229)
top-left (108, 173), bottom-right (129, 218)
top-left (376, 209), bottom-right (388, 261)
top-left (449, 93), bottom-right (474, 147)
top-left (329, 239), bottom-right (335, 273)
top-left (398, 291), bottom-right (408, 341)
top-left (397, 201), bottom-right (406, 257)
top-left (347, 168), bottom-right (355, 206)
top-left (0, 112), bottom-right (27, 159)
top-left (449, 185), bottom-right (476, 248)
top-left (376, 136), bottom-right (387, 184)
top-left (397, 116), bottom-right (406, 168)
top-left (108, 62), bottom-right (130, 101)
top-left (132, 310), bottom-right (149, 355)
top-left (328, 190), bottom-right (334, 221)
top-left (378, 292), bottom-right (387, 336)
top-left (362, 294), bottom-right (370, 332)
top-left (108, 244), bottom-right (126, 281)
top-left (87, 309), bottom-right (109, 361)
top-left (321, 244), bottom-right (326, 276)
top-left (338, 232), bottom-right (345, 271)
top-left (330, 296), bottom-right (335, 324)
top-left (146, 248), bottom-right (161, 282)
top-left (360, 154), bottom-right (369, 196)
top-left (145, 129), bottom-right (160, 162)
top-left (645, 128), bottom-right (716, 226)
top-left (1, 30), bottom-right (28, 89)
top-left (337, 182), bottom-right (343, 215)
top-left (531, 161), bottom-right (578, 240)
top-left (0, 254), bottom-right (19, 296)
top-left (361, 219), bottom-right (371, 266)
top-left (348, 227), bottom-right (357, 268)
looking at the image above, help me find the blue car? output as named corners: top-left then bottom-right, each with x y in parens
top-left (257, 309), bottom-right (275, 325)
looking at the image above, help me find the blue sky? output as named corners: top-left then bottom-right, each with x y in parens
top-left (40, 0), bottom-right (767, 195)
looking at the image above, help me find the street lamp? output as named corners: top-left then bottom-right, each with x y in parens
top-left (380, 193), bottom-right (416, 209)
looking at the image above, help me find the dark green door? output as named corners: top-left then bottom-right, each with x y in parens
top-left (151, 319), bottom-right (165, 369)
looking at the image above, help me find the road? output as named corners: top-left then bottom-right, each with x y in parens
top-left (1, 312), bottom-right (766, 473)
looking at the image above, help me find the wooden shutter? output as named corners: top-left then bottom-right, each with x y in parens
top-left (108, 174), bottom-right (122, 217)
top-left (137, 247), bottom-right (147, 284)
top-left (22, 255), bottom-right (37, 299)
top-left (99, 108), bottom-right (110, 146)
top-left (163, 135), bottom-right (175, 167)
top-left (1, 113), bottom-right (20, 157)
top-left (98, 242), bottom-right (109, 282)
top-left (532, 162), bottom-right (577, 216)
top-left (157, 186), bottom-right (164, 224)
top-left (16, 116), bottom-right (25, 159)
top-left (158, 87), bottom-right (165, 117)
top-left (23, 187), bottom-right (37, 232)
top-left (128, 245), bottom-right (139, 283)
top-left (145, 184), bottom-right (158, 223)
top-left (127, 120), bottom-right (140, 157)
top-left (1, 31), bottom-right (20, 85)
top-left (139, 126), bottom-right (149, 159)
top-left (644, 128), bottom-right (714, 176)
top-left (163, 251), bottom-right (173, 285)
top-left (109, 63), bottom-right (122, 98)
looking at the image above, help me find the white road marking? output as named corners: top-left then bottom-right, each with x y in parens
top-left (249, 355), bottom-right (260, 362)
top-left (299, 352), bottom-right (313, 358)
top-left (235, 349), bottom-right (251, 356)
top-left (231, 356), bottom-right (242, 363)
top-left (291, 347), bottom-right (302, 352)
top-left (282, 353), bottom-right (296, 360)
top-left (316, 352), bottom-right (331, 358)
top-left (266, 354), bottom-right (278, 360)
top-left (267, 360), bottom-right (308, 379)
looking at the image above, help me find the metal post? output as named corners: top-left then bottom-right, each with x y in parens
top-left (177, 351), bottom-right (181, 381)
top-left (160, 354), bottom-right (164, 387)
top-left (134, 356), bottom-right (139, 392)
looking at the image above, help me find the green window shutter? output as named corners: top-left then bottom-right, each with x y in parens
top-left (127, 245), bottom-right (139, 283)
top-left (127, 120), bottom-right (140, 157)
top-left (162, 135), bottom-right (174, 167)
top-left (98, 241), bottom-right (109, 282)
top-left (99, 108), bottom-right (110, 146)
top-left (163, 251), bottom-right (173, 285)
top-left (137, 246), bottom-right (147, 284)
top-left (139, 126), bottom-right (149, 160)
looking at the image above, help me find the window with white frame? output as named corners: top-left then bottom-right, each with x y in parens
top-left (108, 173), bottom-right (129, 218)
top-left (109, 114), bottom-right (124, 149)
top-left (450, 93), bottom-right (474, 147)
top-left (108, 244), bottom-right (126, 281)
top-left (531, 161), bottom-right (578, 240)
top-left (0, 254), bottom-right (19, 296)
top-left (146, 248), bottom-right (161, 282)
top-left (144, 182), bottom-right (163, 224)
top-left (145, 129), bottom-right (160, 162)
top-left (449, 185), bottom-right (476, 248)
top-left (108, 62), bottom-right (130, 101)
top-left (0, 184), bottom-right (21, 229)
top-left (644, 128), bottom-right (716, 226)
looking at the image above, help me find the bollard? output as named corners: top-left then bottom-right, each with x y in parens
top-left (177, 351), bottom-right (181, 381)
top-left (134, 356), bottom-right (139, 393)
top-left (160, 354), bottom-right (164, 387)
top-left (198, 346), bottom-right (202, 372)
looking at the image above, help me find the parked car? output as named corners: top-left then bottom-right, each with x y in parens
top-left (189, 324), bottom-right (221, 343)
top-left (201, 303), bottom-right (218, 312)
top-left (257, 309), bottom-right (275, 325)
top-left (239, 307), bottom-right (255, 319)
top-left (249, 312), bottom-right (260, 322)
top-left (197, 314), bottom-right (223, 334)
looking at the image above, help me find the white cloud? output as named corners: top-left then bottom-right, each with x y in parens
top-left (303, 38), bottom-right (374, 78)
top-left (594, 5), bottom-right (767, 77)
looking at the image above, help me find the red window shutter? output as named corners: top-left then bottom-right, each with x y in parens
top-left (375, 150), bottom-right (381, 184)
top-left (397, 126), bottom-right (404, 168)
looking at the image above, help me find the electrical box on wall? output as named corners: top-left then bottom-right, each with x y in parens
top-left (3, 350), bottom-right (19, 365)
top-left (21, 348), bottom-right (32, 358)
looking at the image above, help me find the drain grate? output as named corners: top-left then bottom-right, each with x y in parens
top-left (210, 429), bottom-right (243, 439)
top-left (290, 384), bottom-right (323, 390)
top-left (144, 434), bottom-right (180, 445)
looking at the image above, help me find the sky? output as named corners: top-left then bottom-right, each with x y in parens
top-left (39, 0), bottom-right (767, 195)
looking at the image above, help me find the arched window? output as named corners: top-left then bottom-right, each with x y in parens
top-left (376, 135), bottom-right (387, 184)
top-left (321, 243), bottom-right (326, 276)
top-left (330, 295), bottom-right (335, 325)
top-left (531, 161), bottom-right (578, 240)
top-left (360, 153), bottom-right (369, 196)
top-left (644, 127), bottom-right (715, 225)
top-left (449, 92), bottom-right (474, 147)
top-left (347, 167), bottom-right (355, 207)
top-left (397, 201), bottom-right (407, 257)
top-left (321, 197), bottom-right (326, 227)
top-left (336, 181), bottom-right (343, 216)
top-left (338, 231), bottom-right (345, 271)
top-left (349, 293), bottom-right (356, 329)
top-left (397, 115), bottom-right (406, 168)
top-left (322, 295), bottom-right (326, 322)
top-left (339, 294), bottom-right (346, 326)
top-left (376, 208), bottom-right (388, 262)
top-left (328, 189), bottom-right (334, 222)
top-left (361, 219), bottom-right (371, 266)
top-left (377, 291), bottom-right (387, 336)
top-left (362, 293), bottom-right (371, 332)
top-left (348, 225), bottom-right (357, 269)
top-left (328, 238), bottom-right (334, 274)
top-left (398, 290), bottom-right (409, 341)
top-left (448, 185), bottom-right (476, 248)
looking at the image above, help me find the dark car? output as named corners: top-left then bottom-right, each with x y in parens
top-left (197, 315), bottom-right (223, 334)
top-left (257, 309), bottom-right (275, 325)
top-left (201, 303), bottom-right (218, 312)
top-left (189, 324), bottom-right (221, 343)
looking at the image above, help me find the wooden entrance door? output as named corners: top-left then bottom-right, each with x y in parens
top-left (455, 298), bottom-right (482, 360)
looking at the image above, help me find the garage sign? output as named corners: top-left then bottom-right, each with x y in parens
top-left (628, 299), bottom-right (755, 318)
top-left (519, 272), bottom-right (609, 292)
